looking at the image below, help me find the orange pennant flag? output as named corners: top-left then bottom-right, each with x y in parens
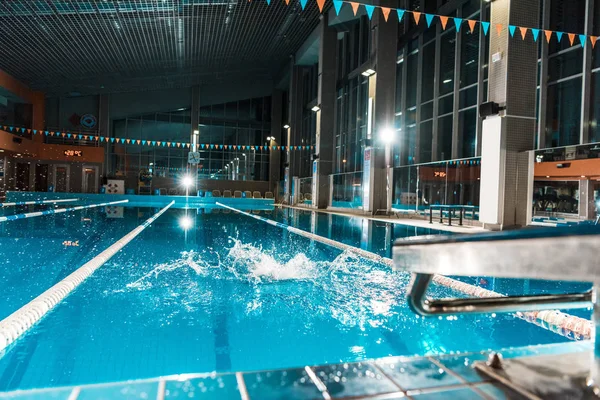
top-left (350, 2), bottom-right (359, 16)
top-left (177, 142), bottom-right (181, 147)
top-left (381, 7), bottom-right (391, 22)
top-left (468, 20), bottom-right (476, 33)
top-left (591, 36), bottom-right (598, 48)
top-left (167, 142), bottom-right (171, 147)
top-left (519, 27), bottom-right (527, 40)
top-left (316, 0), bottom-right (325, 12)
top-left (61, 132), bottom-right (66, 137)
top-left (495, 23), bottom-right (502, 36)
top-left (126, 139), bottom-right (130, 144)
top-left (544, 30), bottom-right (552, 43)
top-left (412, 11), bottom-right (421, 25)
top-left (83, 135), bottom-right (88, 140)
top-left (285, 0), bottom-right (289, 4)
top-left (568, 33), bottom-right (575, 46)
top-left (439, 15), bottom-right (448, 30)
top-left (95, 136), bottom-right (99, 141)
top-left (26, 129), bottom-right (31, 133)
top-left (50, 132), bottom-right (55, 136)
top-left (187, 143), bottom-right (190, 148)
top-left (137, 140), bottom-right (141, 144)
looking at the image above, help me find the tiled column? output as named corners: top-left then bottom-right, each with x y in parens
top-left (286, 63), bottom-right (303, 202)
top-left (269, 89), bottom-right (283, 194)
top-left (579, 179), bottom-right (596, 221)
top-left (479, 0), bottom-right (539, 230)
top-left (312, 14), bottom-right (337, 209)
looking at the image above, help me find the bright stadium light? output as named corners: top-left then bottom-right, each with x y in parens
top-left (179, 216), bottom-right (193, 230)
top-left (181, 175), bottom-right (193, 188)
top-left (380, 127), bottom-right (395, 144)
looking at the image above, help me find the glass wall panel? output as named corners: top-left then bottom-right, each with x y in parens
top-left (439, 31), bottom-right (456, 96)
top-left (437, 114), bottom-right (453, 160)
top-left (546, 78), bottom-right (582, 147)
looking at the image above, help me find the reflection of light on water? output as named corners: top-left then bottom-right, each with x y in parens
top-left (349, 346), bottom-right (365, 357)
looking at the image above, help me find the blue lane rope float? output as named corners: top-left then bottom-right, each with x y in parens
top-left (0, 200), bottom-right (129, 223)
top-left (0, 201), bottom-right (174, 352)
top-left (216, 202), bottom-right (591, 341)
top-left (0, 198), bottom-right (79, 207)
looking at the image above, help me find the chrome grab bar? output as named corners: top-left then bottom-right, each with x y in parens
top-left (407, 273), bottom-right (593, 316)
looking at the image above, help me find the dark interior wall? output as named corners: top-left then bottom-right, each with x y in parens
top-left (45, 95), bottom-right (100, 131)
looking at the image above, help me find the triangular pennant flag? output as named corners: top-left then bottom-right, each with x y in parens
top-left (496, 23), bottom-right (503, 36)
top-left (260, 146), bottom-right (264, 150)
top-left (8, 126), bottom-right (13, 132)
top-left (61, 133), bottom-right (66, 137)
top-left (94, 136), bottom-right (99, 141)
top-left (265, 0), bottom-right (270, 4)
top-left (84, 135), bottom-right (88, 140)
top-left (67, 133), bottom-right (72, 138)
top-left (177, 142), bottom-right (181, 147)
top-left (350, 2), bottom-right (359, 15)
top-left (545, 30), bottom-right (552, 43)
top-left (210, 144), bottom-right (215, 149)
top-left (78, 134), bottom-right (83, 139)
top-left (50, 131), bottom-right (55, 136)
top-left (519, 27), bottom-right (527, 40)
top-left (220, 145), bottom-right (223, 149)
top-left (591, 36), bottom-right (598, 48)
top-left (316, 0), bottom-right (325, 12)
top-left (439, 16), bottom-right (448, 30)
top-left (110, 138), bottom-right (115, 143)
top-left (167, 142), bottom-right (171, 147)
top-left (121, 138), bottom-right (125, 144)
top-left (454, 18), bottom-right (462, 31)
top-left (580, 34), bottom-right (586, 47)
top-left (237, 145), bottom-right (241, 150)
top-left (364, 5), bottom-right (374, 20)
top-left (3, 126), bottom-right (7, 130)
top-left (201, 144), bottom-right (205, 149)
top-left (299, 0), bottom-right (307, 10)
top-left (381, 7), bottom-right (390, 22)
top-left (152, 141), bottom-right (156, 146)
top-left (44, 131), bottom-right (49, 135)
top-left (333, 0), bottom-right (342, 15)
top-left (27, 129), bottom-right (31, 133)
top-left (481, 21), bottom-right (489, 35)
top-left (568, 33), bottom-right (575, 46)
top-left (413, 11), bottom-right (421, 25)
top-left (137, 140), bottom-right (141, 145)
top-left (468, 20), bottom-right (476, 33)
top-left (162, 142), bottom-right (166, 146)
top-left (142, 140), bottom-right (147, 145)
top-left (531, 28), bottom-right (539, 41)
top-left (425, 14), bottom-right (434, 28)
top-left (126, 139), bottom-right (130, 144)
top-left (509, 25), bottom-right (516, 37)
top-left (285, 0), bottom-right (289, 4)
top-left (186, 143), bottom-right (190, 148)
top-left (21, 128), bottom-right (25, 133)
top-left (397, 9), bottom-right (405, 22)
top-left (557, 31), bottom-right (563, 42)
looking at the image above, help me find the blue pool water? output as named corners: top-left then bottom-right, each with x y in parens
top-left (0, 205), bottom-right (589, 391)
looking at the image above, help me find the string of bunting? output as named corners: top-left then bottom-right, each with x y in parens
top-left (2, 126), bottom-right (314, 152)
top-left (260, 0), bottom-right (599, 48)
top-left (154, 166), bottom-right (226, 173)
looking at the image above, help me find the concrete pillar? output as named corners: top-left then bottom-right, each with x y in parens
top-left (479, 0), bottom-right (539, 230)
top-left (191, 85), bottom-right (200, 135)
top-left (365, 11), bottom-right (398, 214)
top-left (313, 14), bottom-right (337, 209)
top-left (269, 89), bottom-right (283, 193)
top-left (286, 62), bottom-right (303, 202)
top-left (580, 179), bottom-right (596, 221)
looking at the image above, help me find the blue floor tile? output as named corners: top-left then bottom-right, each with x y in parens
top-left (0, 389), bottom-right (72, 399)
top-left (411, 387), bottom-right (484, 399)
top-left (164, 374), bottom-right (240, 399)
top-left (434, 353), bottom-right (490, 383)
top-left (78, 382), bottom-right (158, 400)
top-left (313, 362), bottom-right (400, 398)
top-left (375, 357), bottom-right (461, 391)
top-left (243, 368), bottom-right (322, 400)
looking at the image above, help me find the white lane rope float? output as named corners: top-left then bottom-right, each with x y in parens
top-left (0, 198), bottom-right (79, 207)
top-left (0, 201), bottom-right (175, 352)
top-left (217, 202), bottom-right (591, 341)
top-left (0, 200), bottom-right (129, 222)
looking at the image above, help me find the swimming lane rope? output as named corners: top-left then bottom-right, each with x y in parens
top-left (0, 201), bottom-right (175, 352)
top-left (0, 200), bottom-right (129, 222)
top-left (0, 198), bottom-right (79, 207)
top-left (216, 202), bottom-right (591, 341)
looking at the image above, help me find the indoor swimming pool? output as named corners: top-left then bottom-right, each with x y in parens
top-left (0, 203), bottom-right (590, 392)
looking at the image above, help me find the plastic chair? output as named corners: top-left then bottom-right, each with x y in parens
top-left (223, 190), bottom-right (232, 198)
top-left (244, 191), bottom-right (252, 199)
top-left (212, 190), bottom-right (222, 198)
top-left (265, 192), bottom-right (274, 199)
top-left (168, 188), bottom-right (178, 196)
top-left (234, 191), bottom-right (242, 198)
top-left (253, 191), bottom-right (262, 199)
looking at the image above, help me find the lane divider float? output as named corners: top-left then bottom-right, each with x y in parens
top-left (217, 202), bottom-right (591, 341)
top-left (0, 200), bottom-right (129, 223)
top-left (0, 201), bottom-right (175, 352)
top-left (0, 198), bottom-right (79, 207)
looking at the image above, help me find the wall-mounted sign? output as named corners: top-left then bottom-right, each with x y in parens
top-left (80, 114), bottom-right (97, 129)
top-left (434, 171), bottom-right (447, 178)
top-left (64, 150), bottom-right (83, 157)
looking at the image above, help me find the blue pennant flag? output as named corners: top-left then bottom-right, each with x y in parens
top-left (121, 138), bottom-right (125, 144)
top-left (67, 133), bottom-right (72, 138)
top-left (44, 131), bottom-right (49, 135)
top-left (220, 145), bottom-right (223, 149)
top-left (201, 144), bottom-right (205, 149)
top-left (531, 28), bottom-right (539, 41)
top-left (210, 144), bottom-right (214, 149)
top-left (365, 5), bottom-right (374, 19)
top-left (454, 18), bottom-right (462, 31)
top-left (580, 34), bottom-right (587, 47)
top-left (33, 130), bottom-right (37, 134)
top-left (9, 127), bottom-right (13, 132)
top-left (21, 128), bottom-right (25, 133)
top-left (333, 0), bottom-right (342, 15)
top-left (274, 145), bottom-right (278, 150)
top-left (142, 140), bottom-right (147, 145)
top-left (110, 138), bottom-right (115, 143)
top-left (509, 25), bottom-right (516, 37)
top-left (266, 0), bottom-right (270, 4)
top-left (397, 9), bottom-right (405, 22)
top-left (425, 14), bottom-right (434, 28)
top-left (299, 0), bottom-right (307, 10)
top-left (481, 21), bottom-right (490, 36)
top-left (78, 134), bottom-right (82, 139)
top-left (254, 146), bottom-right (258, 150)
top-left (557, 31), bottom-right (563, 42)
top-left (100, 137), bottom-right (105, 142)
top-left (152, 141), bottom-right (156, 146)
top-left (237, 145), bottom-right (241, 150)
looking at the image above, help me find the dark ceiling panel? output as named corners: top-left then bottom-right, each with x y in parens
top-left (0, 0), bottom-right (322, 96)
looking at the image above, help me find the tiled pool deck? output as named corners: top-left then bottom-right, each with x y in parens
top-left (0, 341), bottom-right (591, 399)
